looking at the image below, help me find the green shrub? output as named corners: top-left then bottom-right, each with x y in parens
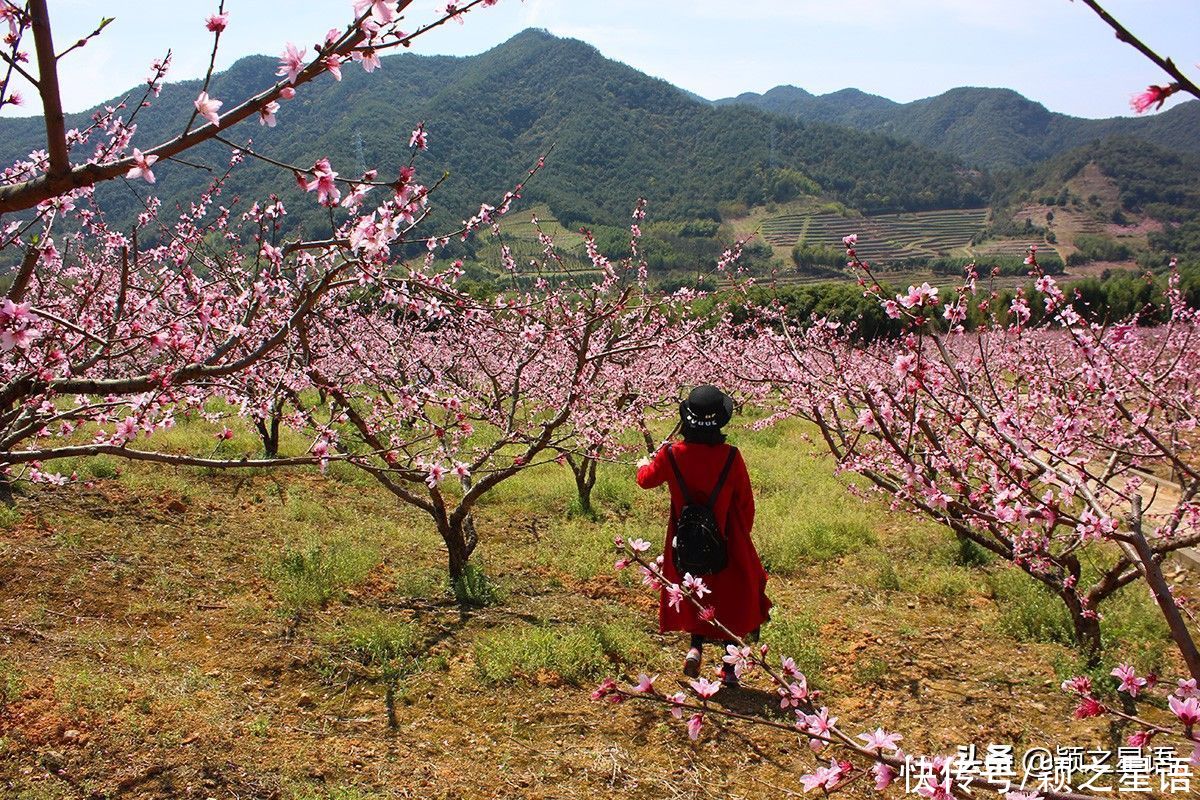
top-left (1100, 581), bottom-right (1172, 673)
top-left (474, 620), bottom-right (652, 684)
top-left (987, 568), bottom-right (1074, 646)
top-left (954, 536), bottom-right (994, 567)
top-left (451, 560), bottom-right (502, 607)
top-left (337, 611), bottom-right (421, 666)
top-left (267, 536), bottom-right (378, 613)
top-left (911, 565), bottom-right (977, 606)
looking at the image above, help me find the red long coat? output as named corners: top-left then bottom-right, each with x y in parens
top-left (636, 440), bottom-right (771, 638)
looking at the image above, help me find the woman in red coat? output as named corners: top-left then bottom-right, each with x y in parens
top-left (636, 385), bottom-right (771, 683)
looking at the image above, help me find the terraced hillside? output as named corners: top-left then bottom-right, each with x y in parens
top-left (761, 208), bottom-right (989, 263)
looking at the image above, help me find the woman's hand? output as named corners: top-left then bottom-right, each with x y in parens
top-left (636, 455), bottom-right (652, 469)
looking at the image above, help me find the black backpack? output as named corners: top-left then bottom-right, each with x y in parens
top-left (666, 445), bottom-right (738, 577)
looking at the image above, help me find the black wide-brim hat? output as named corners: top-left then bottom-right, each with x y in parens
top-left (679, 385), bottom-right (734, 431)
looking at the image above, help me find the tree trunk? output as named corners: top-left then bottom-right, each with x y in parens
top-left (440, 515), bottom-right (473, 582)
top-left (1061, 587), bottom-right (1103, 665)
top-left (1127, 496), bottom-right (1200, 682)
top-left (566, 454), bottom-right (598, 515)
top-left (385, 680), bottom-right (398, 729)
top-left (255, 398), bottom-right (284, 458)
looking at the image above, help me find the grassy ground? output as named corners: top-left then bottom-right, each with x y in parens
top-left (0, 417), bottom-right (1191, 799)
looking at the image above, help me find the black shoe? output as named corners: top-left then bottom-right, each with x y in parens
top-left (683, 648), bottom-right (701, 678)
top-left (720, 662), bottom-right (739, 687)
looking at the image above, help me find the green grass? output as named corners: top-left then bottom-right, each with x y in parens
top-left (450, 560), bottom-right (503, 607)
top-left (760, 614), bottom-right (824, 683)
top-left (0, 658), bottom-right (22, 707)
top-left (288, 787), bottom-right (387, 800)
top-left (56, 662), bottom-right (128, 713)
top-left (0, 503), bottom-right (20, 530)
top-left (987, 568), bottom-right (1075, 647)
top-left (474, 617), bottom-right (653, 684)
top-left (266, 534), bottom-right (379, 614)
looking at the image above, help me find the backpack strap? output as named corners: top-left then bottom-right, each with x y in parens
top-left (664, 445), bottom-right (695, 506)
top-left (706, 446), bottom-right (739, 511)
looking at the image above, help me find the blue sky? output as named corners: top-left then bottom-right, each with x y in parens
top-left (5, 0), bottom-right (1198, 119)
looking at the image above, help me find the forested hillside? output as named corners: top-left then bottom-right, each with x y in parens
top-left (717, 85), bottom-right (1200, 170)
top-left (0, 29), bottom-right (989, 242)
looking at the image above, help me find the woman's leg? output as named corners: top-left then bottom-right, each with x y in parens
top-left (719, 639), bottom-right (739, 685)
top-left (683, 634), bottom-right (704, 677)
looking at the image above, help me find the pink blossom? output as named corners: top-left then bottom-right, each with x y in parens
top-left (0, 300), bottom-right (30, 325)
top-left (667, 691), bottom-right (687, 719)
top-left (216, 427), bottom-right (234, 441)
top-left (353, 0), bottom-right (398, 24)
top-left (1060, 675), bottom-right (1092, 695)
top-left (353, 47), bottom-right (382, 73)
top-left (665, 584), bottom-right (684, 612)
top-left (687, 712), bottom-right (703, 740)
top-left (0, 327), bottom-right (40, 351)
top-left (1130, 83), bottom-right (1179, 113)
top-left (589, 678), bottom-right (616, 701)
top-left (1112, 663), bottom-right (1147, 697)
top-left (632, 673), bottom-right (657, 694)
top-left (779, 677), bottom-right (808, 708)
top-left (1177, 678), bottom-right (1199, 698)
top-left (800, 759), bottom-right (845, 793)
top-left (193, 91), bottom-right (223, 127)
top-left (628, 538), bottom-right (651, 553)
top-left (304, 158), bottom-right (341, 206)
top-left (277, 43), bottom-right (306, 84)
top-left (410, 123), bottom-right (428, 151)
top-left (698, 605), bottom-right (716, 622)
top-left (114, 417), bottom-right (138, 442)
top-left (898, 282), bottom-right (938, 309)
top-left (874, 762), bottom-right (898, 790)
top-left (426, 464), bottom-right (447, 488)
top-left (689, 677), bottom-right (721, 699)
top-left (1074, 697), bottom-right (1105, 719)
top-left (799, 707), bottom-right (836, 751)
top-left (279, 86), bottom-right (296, 100)
top-left (258, 101), bottom-right (280, 127)
top-left (682, 572), bottom-right (710, 599)
top-left (842, 234), bottom-right (857, 248)
top-left (1126, 730), bottom-right (1154, 747)
top-left (205, 12), bottom-right (229, 32)
top-left (917, 775), bottom-right (954, 800)
top-left (1170, 695), bottom-right (1200, 727)
top-left (125, 148), bottom-right (159, 183)
top-left (857, 727), bottom-right (903, 753)
top-left (893, 352), bottom-right (917, 378)
top-left (323, 54), bottom-right (343, 81)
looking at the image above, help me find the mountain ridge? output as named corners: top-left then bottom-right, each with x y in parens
top-left (714, 84), bottom-right (1200, 169)
top-left (0, 29), bottom-right (992, 238)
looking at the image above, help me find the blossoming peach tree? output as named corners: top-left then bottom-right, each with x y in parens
top-left (293, 201), bottom-right (740, 578)
top-left (0, 0), bottom-right (510, 498)
top-left (595, 4), bottom-right (1200, 796)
